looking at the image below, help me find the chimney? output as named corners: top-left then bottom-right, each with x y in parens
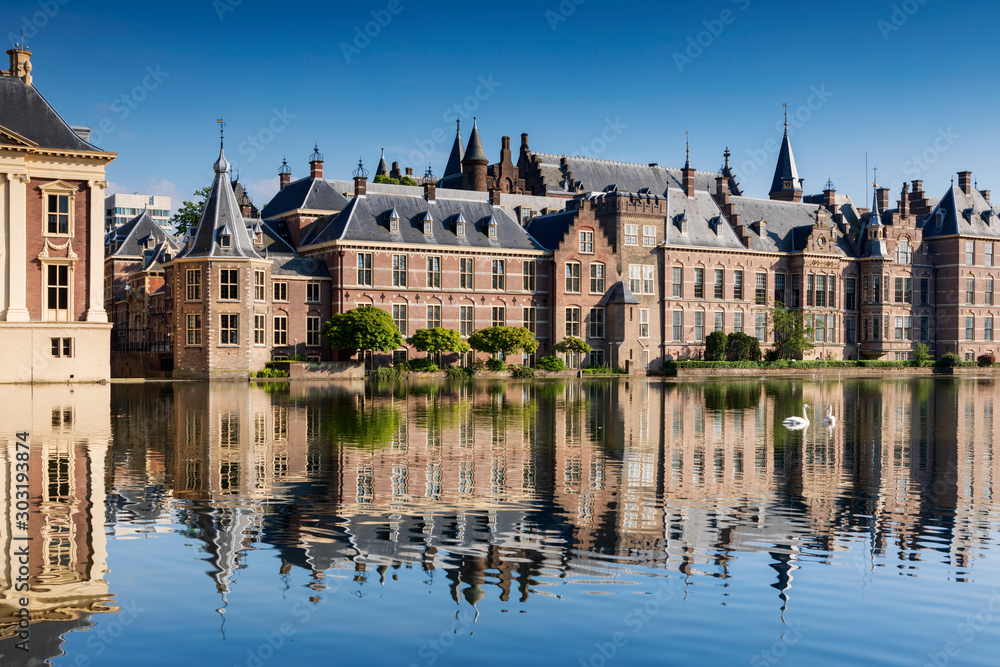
top-left (6, 47), bottom-right (32, 85)
top-left (390, 161), bottom-right (402, 180)
top-left (682, 164), bottom-right (695, 198)
top-left (823, 180), bottom-right (836, 209)
top-left (489, 188), bottom-right (502, 206)
top-left (278, 158), bottom-right (291, 191)
top-left (958, 171), bottom-right (973, 194)
top-left (981, 190), bottom-right (991, 205)
top-left (715, 175), bottom-right (729, 201)
top-left (309, 144), bottom-right (324, 179)
top-left (876, 187), bottom-right (890, 214)
top-left (501, 136), bottom-right (512, 163)
top-left (898, 194), bottom-right (909, 217)
top-left (405, 167), bottom-right (413, 177)
top-left (424, 181), bottom-right (436, 201)
top-left (521, 133), bottom-right (529, 150)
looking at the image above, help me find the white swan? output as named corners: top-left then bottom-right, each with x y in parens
top-left (783, 404), bottom-right (810, 430)
top-left (823, 404), bottom-right (836, 428)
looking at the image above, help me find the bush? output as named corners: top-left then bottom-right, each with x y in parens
top-left (763, 348), bottom-right (781, 362)
top-left (445, 366), bottom-right (476, 379)
top-left (394, 359), bottom-right (411, 373)
top-left (511, 365), bottom-right (536, 378)
top-left (582, 365), bottom-right (627, 375)
top-left (705, 331), bottom-right (727, 361)
top-left (937, 352), bottom-right (963, 368)
top-left (252, 366), bottom-right (288, 378)
top-left (370, 366), bottom-right (401, 382)
top-left (536, 355), bottom-right (567, 371)
top-left (725, 332), bottom-right (761, 362)
top-left (912, 343), bottom-right (931, 367)
top-left (471, 359), bottom-right (488, 371)
top-left (978, 354), bottom-right (995, 367)
top-left (409, 358), bottom-right (439, 372)
top-left (485, 358), bottom-right (507, 371)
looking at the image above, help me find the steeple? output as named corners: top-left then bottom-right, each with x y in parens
top-left (769, 104), bottom-right (803, 202)
top-left (869, 169), bottom-right (883, 226)
top-left (375, 148), bottom-right (389, 178)
top-left (177, 135), bottom-right (263, 260)
top-left (681, 132), bottom-right (695, 198)
top-left (444, 119), bottom-right (465, 179)
top-left (462, 117), bottom-right (488, 192)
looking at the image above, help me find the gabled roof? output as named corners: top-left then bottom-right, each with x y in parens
top-left (0, 76), bottom-right (106, 153)
top-left (302, 192), bottom-right (543, 251)
top-left (260, 177), bottom-right (350, 219)
top-left (524, 209), bottom-right (579, 251)
top-left (922, 186), bottom-right (1000, 239)
top-left (769, 128), bottom-right (803, 197)
top-left (529, 152), bottom-right (721, 197)
top-left (108, 210), bottom-right (179, 257)
top-left (444, 123), bottom-right (464, 178)
top-left (175, 147), bottom-right (263, 260)
top-left (246, 218), bottom-right (330, 277)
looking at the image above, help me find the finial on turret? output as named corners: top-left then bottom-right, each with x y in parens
top-left (783, 102), bottom-right (788, 132)
top-left (353, 157), bottom-right (368, 179)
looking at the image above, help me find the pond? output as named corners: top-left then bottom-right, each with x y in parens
top-left (1, 377), bottom-right (999, 666)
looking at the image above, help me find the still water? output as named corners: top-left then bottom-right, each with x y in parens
top-left (1, 377), bottom-right (1000, 666)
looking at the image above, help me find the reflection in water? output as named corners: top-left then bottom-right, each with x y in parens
top-left (3, 377), bottom-right (1000, 664)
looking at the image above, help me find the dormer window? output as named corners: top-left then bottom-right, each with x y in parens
top-left (219, 234), bottom-right (231, 248)
top-left (388, 208), bottom-right (400, 232)
top-left (487, 216), bottom-right (498, 238)
top-left (455, 212), bottom-right (466, 237)
top-left (163, 252), bottom-right (172, 262)
top-left (677, 213), bottom-right (689, 234)
top-left (422, 212), bottom-right (433, 235)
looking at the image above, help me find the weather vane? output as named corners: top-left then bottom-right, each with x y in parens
top-left (217, 118), bottom-right (226, 147)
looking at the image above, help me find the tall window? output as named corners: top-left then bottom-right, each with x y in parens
top-left (966, 316), bottom-right (975, 341)
top-left (846, 317), bottom-right (855, 344)
top-left (987, 317), bottom-right (995, 342)
top-left (904, 316), bottom-right (913, 340)
top-left (427, 305), bottom-right (442, 328)
top-left (967, 240), bottom-right (975, 266)
top-left (643, 225), bottom-right (656, 246)
top-left (894, 277), bottom-right (904, 304)
top-left (460, 258), bottom-right (474, 289)
top-left (774, 273), bottom-right (785, 306)
top-left (807, 274), bottom-right (815, 307)
top-left (967, 277), bottom-right (975, 305)
top-left (846, 278), bottom-right (856, 310)
top-left (307, 282), bottom-right (320, 302)
top-left (988, 278), bottom-right (995, 306)
top-left (254, 270), bottom-right (266, 301)
top-left (307, 317), bottom-right (321, 346)
top-left (755, 273), bottom-right (767, 305)
top-left (392, 304), bottom-right (408, 336)
top-left (523, 261), bottom-right (537, 291)
top-left (579, 231), bottom-right (594, 253)
top-left (47, 194), bottom-right (70, 235)
top-left (427, 256), bottom-right (441, 288)
top-left (734, 270), bottom-right (743, 301)
top-left (524, 306), bottom-right (537, 335)
top-left (186, 269), bottom-right (201, 301)
top-left (896, 240), bottom-right (911, 264)
top-left (988, 242), bottom-right (995, 267)
top-left (625, 225), bottom-right (638, 245)
top-left (392, 255), bottom-right (407, 287)
top-left (920, 317), bottom-right (929, 341)
top-left (862, 276), bottom-right (870, 304)
top-left (186, 314), bottom-right (201, 346)
top-left (714, 311), bottom-right (724, 332)
top-left (589, 308), bottom-right (605, 339)
top-left (734, 312), bottom-right (744, 334)
top-left (565, 307), bottom-right (581, 337)
top-left (755, 313), bottom-right (767, 342)
top-left (715, 269), bottom-right (725, 299)
top-left (591, 263), bottom-right (605, 293)
top-left (872, 314), bottom-right (880, 340)
top-left (460, 306), bottom-right (474, 336)
top-left (640, 309), bottom-right (650, 338)
top-left (220, 314), bottom-right (238, 345)
top-left (672, 310), bottom-right (683, 341)
top-left (904, 278), bottom-right (912, 304)
top-left (357, 253), bottom-right (373, 286)
top-left (492, 306), bottom-right (505, 327)
top-left (492, 260), bottom-right (505, 290)
top-left (273, 316), bottom-right (287, 345)
top-left (694, 311), bottom-right (704, 341)
top-left (815, 275), bottom-right (827, 307)
top-left (694, 268), bottom-right (704, 299)
top-left (920, 277), bottom-right (930, 305)
top-left (220, 269), bottom-right (238, 300)
top-left (254, 314), bottom-right (265, 345)
top-left (872, 275), bottom-right (881, 303)
top-left (565, 262), bottom-right (581, 293)
top-left (673, 267), bottom-right (683, 298)
top-left (895, 316), bottom-right (904, 340)
top-left (273, 281), bottom-right (287, 301)
top-left (643, 266), bottom-right (655, 294)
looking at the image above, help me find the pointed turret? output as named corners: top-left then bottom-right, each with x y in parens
top-left (869, 174), bottom-right (883, 227)
top-left (462, 118), bottom-right (488, 192)
top-left (769, 108), bottom-right (803, 202)
top-left (177, 144), bottom-right (263, 259)
top-left (444, 120), bottom-right (464, 179)
top-left (376, 148), bottom-right (389, 178)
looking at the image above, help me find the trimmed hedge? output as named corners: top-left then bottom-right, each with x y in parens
top-left (665, 359), bottom-right (944, 370)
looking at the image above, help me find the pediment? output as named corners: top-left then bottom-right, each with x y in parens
top-left (0, 123), bottom-right (37, 149)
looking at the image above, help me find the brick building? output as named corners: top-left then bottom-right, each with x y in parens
top-left (0, 46), bottom-right (116, 382)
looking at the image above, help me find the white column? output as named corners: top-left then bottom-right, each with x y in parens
top-left (4, 173), bottom-right (30, 322)
top-left (85, 180), bottom-right (108, 322)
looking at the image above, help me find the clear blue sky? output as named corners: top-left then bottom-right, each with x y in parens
top-left (6, 0), bottom-right (997, 212)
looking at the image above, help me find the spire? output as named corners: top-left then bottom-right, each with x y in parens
top-left (869, 168), bottom-right (882, 226)
top-left (681, 132), bottom-right (695, 197)
top-left (376, 148), bottom-right (389, 177)
top-left (463, 117), bottom-right (487, 164)
top-left (444, 119), bottom-right (465, 178)
top-left (769, 107), bottom-right (803, 202)
top-left (684, 131), bottom-right (690, 169)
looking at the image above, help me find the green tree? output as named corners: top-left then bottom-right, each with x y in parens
top-left (725, 332), bottom-right (761, 362)
top-left (400, 176), bottom-right (418, 186)
top-left (373, 174), bottom-right (401, 185)
top-left (553, 337), bottom-right (592, 356)
top-left (170, 186), bottom-right (211, 235)
top-left (406, 328), bottom-right (470, 355)
top-left (705, 331), bottom-right (727, 361)
top-left (769, 303), bottom-right (813, 360)
top-left (322, 306), bottom-right (403, 359)
top-left (911, 343), bottom-right (931, 367)
top-left (468, 326), bottom-right (539, 358)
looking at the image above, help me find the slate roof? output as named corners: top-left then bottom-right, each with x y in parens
top-left (375, 149), bottom-right (389, 177)
top-left (525, 209), bottom-right (579, 251)
top-left (922, 186), bottom-right (1000, 239)
top-left (602, 281), bottom-right (640, 305)
top-left (528, 152), bottom-right (723, 197)
top-left (175, 147), bottom-right (263, 260)
top-left (663, 189), bottom-right (748, 251)
top-left (0, 75), bottom-right (106, 152)
top-left (260, 177), bottom-right (350, 219)
top-left (463, 120), bottom-right (487, 163)
top-left (769, 129), bottom-right (803, 196)
top-left (107, 210), bottom-right (179, 257)
top-left (728, 195), bottom-right (854, 256)
top-left (302, 193), bottom-right (543, 251)
top-left (444, 123), bottom-right (464, 178)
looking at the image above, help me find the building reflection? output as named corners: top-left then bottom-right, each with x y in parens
top-left (104, 377), bottom-right (1000, 620)
top-left (0, 384), bottom-right (116, 664)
